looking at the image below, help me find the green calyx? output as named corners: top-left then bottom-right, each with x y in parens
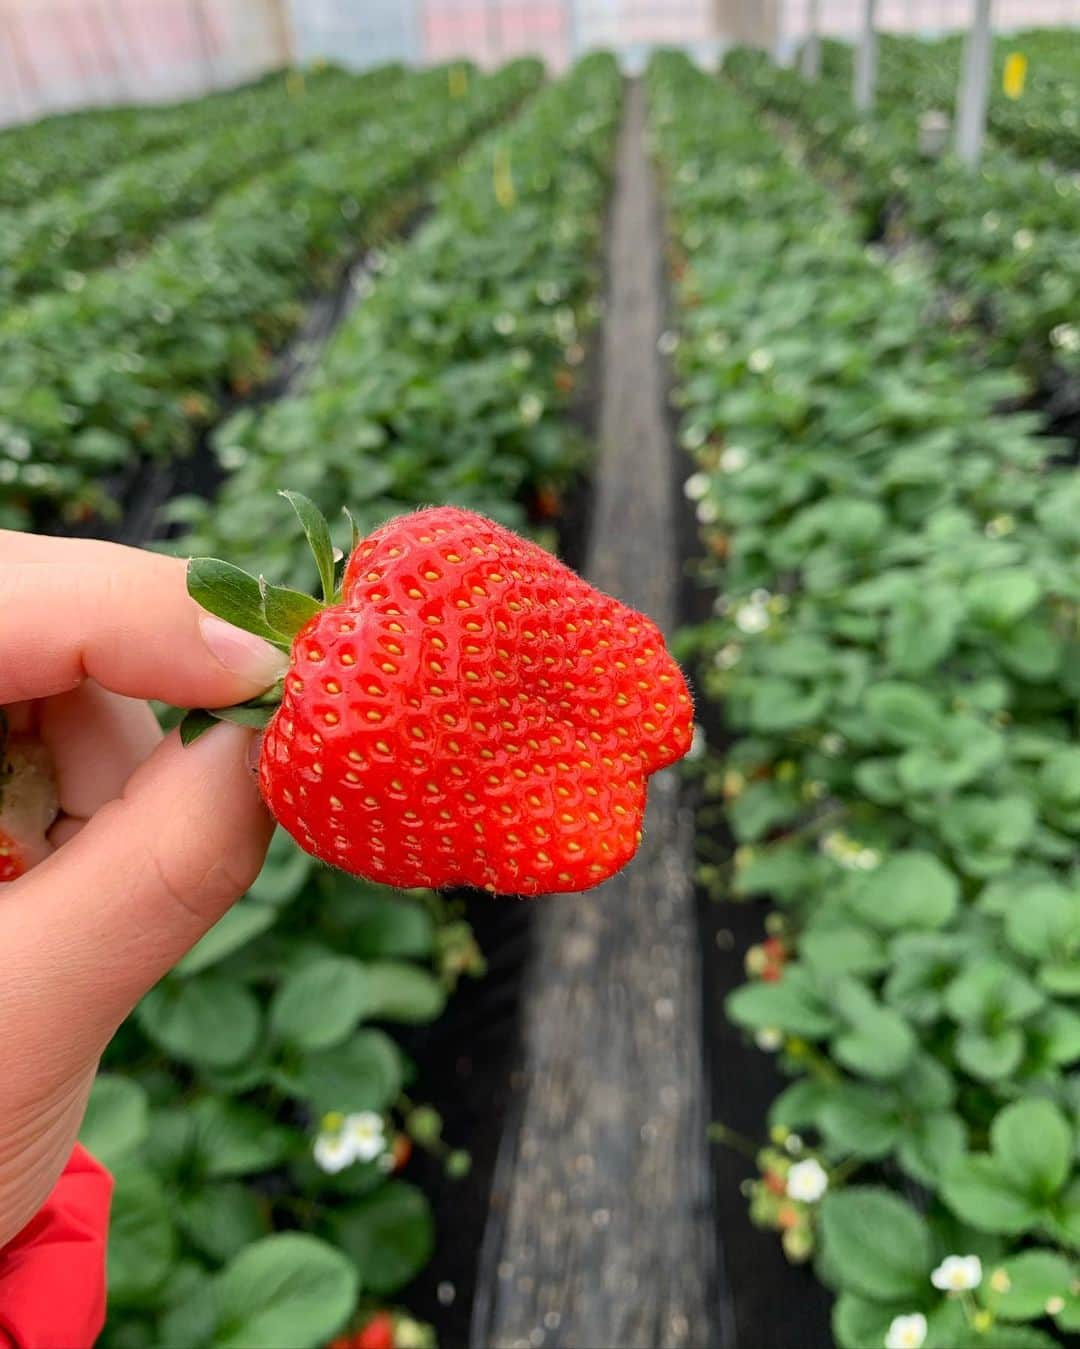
top-left (181, 491), bottom-right (359, 745)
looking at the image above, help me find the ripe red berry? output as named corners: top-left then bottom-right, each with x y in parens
top-left (0, 736), bottom-right (58, 883)
top-left (389, 1133), bottom-right (413, 1173)
top-left (355, 1312), bottom-right (395, 1349)
top-left (187, 499), bottom-right (692, 897)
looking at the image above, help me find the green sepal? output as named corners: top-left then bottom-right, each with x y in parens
top-left (259, 577), bottom-right (323, 640)
top-left (180, 681), bottom-right (284, 745)
top-left (187, 559), bottom-right (289, 649)
top-left (180, 709), bottom-right (219, 746)
top-left (342, 506), bottom-right (361, 558)
top-left (280, 491), bottom-right (337, 605)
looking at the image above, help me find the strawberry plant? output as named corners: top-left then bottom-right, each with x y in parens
top-left (0, 66), bottom-right (402, 304)
top-left (0, 60), bottom-right (541, 530)
top-left (82, 56), bottom-right (623, 1344)
top-left (0, 66), bottom-right (349, 211)
top-left (725, 46), bottom-right (1080, 383)
top-left (178, 53), bottom-right (621, 581)
top-left (651, 51), bottom-right (1079, 1349)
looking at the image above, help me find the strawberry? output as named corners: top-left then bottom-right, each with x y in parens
top-left (354, 1313), bottom-right (395, 1349)
top-left (0, 733), bottom-right (59, 883)
top-left (184, 494), bottom-right (692, 896)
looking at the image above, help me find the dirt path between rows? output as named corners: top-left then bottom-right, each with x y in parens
top-left (471, 79), bottom-right (722, 1349)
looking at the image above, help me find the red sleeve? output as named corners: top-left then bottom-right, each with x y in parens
top-left (0, 1145), bottom-right (112, 1349)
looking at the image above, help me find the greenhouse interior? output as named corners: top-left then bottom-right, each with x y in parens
top-left (0, 1), bottom-right (1078, 1347)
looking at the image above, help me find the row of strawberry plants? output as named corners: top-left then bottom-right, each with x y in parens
top-left (650, 51), bottom-right (1079, 1349)
top-left (86, 55), bottom-right (621, 1349)
top-left (177, 51), bottom-right (621, 583)
top-left (0, 60), bottom-right (541, 533)
top-left (865, 30), bottom-right (1080, 170)
top-left (0, 66), bottom-right (342, 211)
top-left (725, 47), bottom-right (1080, 383)
top-left (0, 65), bottom-right (402, 305)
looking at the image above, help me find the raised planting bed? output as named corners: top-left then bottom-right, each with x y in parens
top-left (651, 50), bottom-right (1080, 1349)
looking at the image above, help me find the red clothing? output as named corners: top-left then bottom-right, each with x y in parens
top-left (0, 1146), bottom-right (111, 1349)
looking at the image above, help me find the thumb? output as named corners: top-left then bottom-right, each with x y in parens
top-left (2, 723), bottom-right (274, 1082)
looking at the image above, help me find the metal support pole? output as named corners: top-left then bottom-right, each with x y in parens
top-left (954, 0), bottom-right (993, 167)
top-left (801, 0), bottom-right (821, 79)
top-left (272, 0), bottom-right (298, 68)
top-left (566, 0), bottom-right (580, 63)
top-left (191, 0), bottom-right (219, 91)
top-left (853, 0), bottom-right (878, 112)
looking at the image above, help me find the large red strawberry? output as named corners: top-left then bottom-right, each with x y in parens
top-left (185, 495), bottom-right (692, 896)
top-left (0, 733), bottom-right (58, 883)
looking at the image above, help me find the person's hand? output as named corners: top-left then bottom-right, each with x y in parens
top-left (0, 531), bottom-right (287, 1246)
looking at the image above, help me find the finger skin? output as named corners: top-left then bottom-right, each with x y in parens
top-left (0, 722), bottom-right (273, 1093)
top-left (0, 535), bottom-right (286, 707)
top-left (39, 682), bottom-right (161, 820)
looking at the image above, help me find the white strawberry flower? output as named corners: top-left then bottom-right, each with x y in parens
top-left (786, 1158), bottom-right (828, 1203)
top-left (683, 472), bottom-right (711, 501)
top-left (494, 312), bottom-right (517, 335)
top-left (755, 1026), bottom-right (783, 1052)
top-left (885, 1313), bottom-right (927, 1349)
top-left (519, 393), bottom-right (543, 425)
top-left (697, 500), bottom-right (719, 525)
top-left (313, 1110), bottom-right (386, 1172)
top-left (344, 1111), bottom-right (387, 1163)
top-left (748, 347), bottom-right (774, 373)
top-left (735, 601), bottom-right (770, 634)
top-left (394, 1319), bottom-right (429, 1349)
top-left (720, 446), bottom-right (748, 473)
top-left (931, 1254), bottom-right (982, 1293)
top-left (313, 1114), bottom-right (357, 1175)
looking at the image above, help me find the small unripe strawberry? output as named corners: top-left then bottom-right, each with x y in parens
top-left (185, 497), bottom-right (693, 896)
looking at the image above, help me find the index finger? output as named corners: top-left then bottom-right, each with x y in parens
top-left (0, 533), bottom-right (287, 708)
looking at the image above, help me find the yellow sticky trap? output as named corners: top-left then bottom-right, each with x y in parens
top-left (449, 65), bottom-right (469, 99)
top-left (494, 145), bottom-right (515, 208)
top-left (1003, 52), bottom-right (1027, 100)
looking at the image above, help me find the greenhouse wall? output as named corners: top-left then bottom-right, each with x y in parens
top-left (0, 0), bottom-right (289, 125)
top-left (287, 0), bottom-right (420, 69)
top-left (2, 0), bottom-right (1077, 127)
top-left (776, 0), bottom-right (1080, 40)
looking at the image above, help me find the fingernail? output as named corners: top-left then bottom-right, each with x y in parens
top-left (199, 615), bottom-right (289, 688)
